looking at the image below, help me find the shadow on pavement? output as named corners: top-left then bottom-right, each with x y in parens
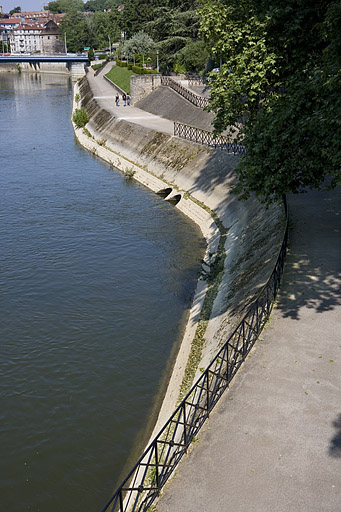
top-left (329, 413), bottom-right (341, 458)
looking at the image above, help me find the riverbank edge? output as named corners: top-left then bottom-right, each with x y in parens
top-left (71, 76), bottom-right (284, 478)
top-left (71, 80), bottom-right (221, 436)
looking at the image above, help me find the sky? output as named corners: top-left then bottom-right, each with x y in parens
top-left (1, 1), bottom-right (84, 14)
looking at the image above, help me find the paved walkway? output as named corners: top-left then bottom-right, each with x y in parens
top-left (86, 67), bottom-right (174, 135)
top-left (156, 188), bottom-right (341, 512)
top-left (85, 68), bottom-right (341, 510)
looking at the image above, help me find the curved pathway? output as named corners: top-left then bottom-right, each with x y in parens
top-left (86, 67), bottom-right (174, 135)
top-left (156, 187), bottom-right (341, 512)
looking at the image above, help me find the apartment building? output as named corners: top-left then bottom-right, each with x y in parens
top-left (10, 22), bottom-right (43, 53)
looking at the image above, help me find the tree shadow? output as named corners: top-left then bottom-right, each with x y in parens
top-left (329, 413), bottom-right (341, 458)
top-left (187, 151), bottom-right (340, 331)
top-left (275, 189), bottom-right (341, 320)
top-left (187, 149), bottom-right (284, 324)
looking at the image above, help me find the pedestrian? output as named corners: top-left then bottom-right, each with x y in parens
top-left (122, 93), bottom-right (127, 107)
top-left (127, 94), bottom-right (130, 106)
top-left (115, 93), bottom-right (119, 106)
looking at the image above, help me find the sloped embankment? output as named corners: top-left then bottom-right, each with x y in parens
top-left (135, 86), bottom-right (216, 132)
top-left (74, 75), bottom-right (284, 431)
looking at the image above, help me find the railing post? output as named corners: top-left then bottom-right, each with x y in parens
top-left (183, 401), bottom-right (188, 451)
top-left (242, 320), bottom-right (247, 359)
top-left (154, 441), bottom-right (160, 492)
top-left (206, 371), bottom-right (210, 416)
top-left (119, 489), bottom-right (124, 512)
top-left (225, 345), bottom-right (230, 384)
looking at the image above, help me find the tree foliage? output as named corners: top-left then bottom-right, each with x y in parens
top-left (123, 30), bottom-right (155, 56)
top-left (45, 0), bottom-right (85, 13)
top-left (9, 6), bottom-right (21, 15)
top-left (59, 11), bottom-right (96, 52)
top-left (200, 0), bottom-right (341, 203)
top-left (83, 0), bottom-right (120, 11)
top-left (145, 4), bottom-right (203, 72)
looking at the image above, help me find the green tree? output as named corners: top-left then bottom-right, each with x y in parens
top-left (146, 5), bottom-right (203, 71)
top-left (123, 31), bottom-right (155, 66)
top-left (122, 0), bottom-right (166, 37)
top-left (200, 0), bottom-right (341, 203)
top-left (176, 40), bottom-right (209, 72)
top-left (84, 0), bottom-right (121, 11)
top-left (9, 6), bottom-right (21, 15)
top-left (45, 0), bottom-right (84, 13)
top-left (92, 11), bottom-right (121, 48)
top-left (59, 11), bottom-right (96, 52)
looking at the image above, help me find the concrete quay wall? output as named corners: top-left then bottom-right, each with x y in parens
top-left (73, 75), bottom-right (284, 437)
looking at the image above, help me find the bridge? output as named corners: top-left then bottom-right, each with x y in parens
top-left (0, 52), bottom-right (89, 63)
top-left (0, 53), bottom-right (89, 79)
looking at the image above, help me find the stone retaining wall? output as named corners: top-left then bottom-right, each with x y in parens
top-left (73, 75), bottom-right (284, 438)
top-left (130, 74), bottom-right (161, 104)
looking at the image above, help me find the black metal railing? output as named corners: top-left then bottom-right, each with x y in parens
top-left (161, 76), bottom-right (209, 109)
top-left (174, 121), bottom-right (247, 154)
top-left (101, 199), bottom-right (288, 512)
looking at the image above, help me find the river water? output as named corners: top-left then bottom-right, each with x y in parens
top-left (0, 73), bottom-right (205, 511)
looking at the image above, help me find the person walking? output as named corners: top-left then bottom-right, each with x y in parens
top-left (127, 94), bottom-right (130, 106)
top-left (115, 93), bottom-right (119, 106)
top-left (122, 93), bottom-right (127, 107)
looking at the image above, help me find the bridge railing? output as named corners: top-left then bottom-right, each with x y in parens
top-left (161, 76), bottom-right (209, 109)
top-left (101, 198), bottom-right (288, 512)
top-left (174, 121), bottom-right (247, 154)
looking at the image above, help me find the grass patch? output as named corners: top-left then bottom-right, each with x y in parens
top-left (178, 207), bottom-right (229, 403)
top-left (105, 65), bottom-right (136, 94)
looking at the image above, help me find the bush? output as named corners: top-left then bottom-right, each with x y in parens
top-left (131, 65), bottom-right (157, 75)
top-left (92, 63), bottom-right (103, 71)
top-left (98, 54), bottom-right (106, 60)
top-left (72, 109), bottom-right (89, 128)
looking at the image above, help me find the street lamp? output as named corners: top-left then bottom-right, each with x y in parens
top-left (64, 32), bottom-right (67, 54)
top-left (108, 35), bottom-right (111, 54)
top-left (156, 49), bottom-right (159, 73)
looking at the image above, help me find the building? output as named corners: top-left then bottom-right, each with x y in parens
top-left (40, 20), bottom-right (64, 53)
top-left (10, 22), bottom-right (43, 53)
top-left (12, 10), bottom-right (53, 20)
top-left (0, 27), bottom-right (10, 51)
top-left (0, 18), bottom-right (21, 30)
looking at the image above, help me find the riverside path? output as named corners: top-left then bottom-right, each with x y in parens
top-left (86, 66), bottom-right (174, 135)
top-left (84, 68), bottom-right (341, 512)
top-left (156, 187), bottom-right (341, 512)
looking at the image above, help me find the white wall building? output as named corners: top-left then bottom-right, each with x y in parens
top-left (10, 22), bottom-right (43, 53)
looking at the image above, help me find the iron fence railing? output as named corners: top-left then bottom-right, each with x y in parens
top-left (101, 199), bottom-right (289, 512)
top-left (174, 121), bottom-right (247, 154)
top-left (161, 76), bottom-right (209, 109)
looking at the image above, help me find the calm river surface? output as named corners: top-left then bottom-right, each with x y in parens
top-left (0, 73), bottom-right (205, 511)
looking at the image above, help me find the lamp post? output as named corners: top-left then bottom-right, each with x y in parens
top-left (108, 35), bottom-right (111, 54)
top-left (64, 32), bottom-right (67, 54)
top-left (156, 49), bottom-right (159, 73)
